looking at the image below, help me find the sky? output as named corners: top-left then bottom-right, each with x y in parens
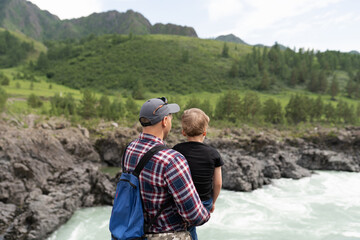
top-left (27, 0), bottom-right (360, 52)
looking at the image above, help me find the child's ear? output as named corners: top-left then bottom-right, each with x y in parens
top-left (182, 129), bottom-right (187, 136)
top-left (203, 131), bottom-right (207, 136)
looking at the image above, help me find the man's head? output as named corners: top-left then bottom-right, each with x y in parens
top-left (139, 97), bottom-right (180, 139)
top-left (181, 108), bottom-right (209, 137)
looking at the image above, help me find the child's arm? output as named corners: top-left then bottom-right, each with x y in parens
top-left (211, 166), bottom-right (222, 213)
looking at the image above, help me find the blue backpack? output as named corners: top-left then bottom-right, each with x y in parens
top-left (109, 145), bottom-right (169, 240)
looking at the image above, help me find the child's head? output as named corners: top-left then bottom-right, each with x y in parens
top-left (181, 108), bottom-right (210, 137)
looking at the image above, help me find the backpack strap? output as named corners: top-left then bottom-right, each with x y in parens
top-left (121, 144), bottom-right (130, 173)
top-left (131, 144), bottom-right (172, 234)
top-left (133, 145), bottom-right (167, 178)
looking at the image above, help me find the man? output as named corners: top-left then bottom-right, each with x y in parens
top-left (122, 97), bottom-right (210, 239)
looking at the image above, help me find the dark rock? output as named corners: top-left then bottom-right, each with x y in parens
top-left (221, 151), bottom-right (267, 192)
top-left (297, 149), bottom-right (359, 172)
top-left (0, 124), bottom-right (115, 240)
top-left (94, 128), bottom-right (138, 166)
top-left (0, 202), bottom-right (16, 234)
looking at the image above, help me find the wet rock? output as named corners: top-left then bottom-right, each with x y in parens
top-left (297, 149), bottom-right (359, 172)
top-left (221, 151), bottom-right (268, 192)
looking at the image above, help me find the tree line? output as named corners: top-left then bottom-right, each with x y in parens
top-left (19, 89), bottom-right (360, 126)
top-left (230, 43), bottom-right (360, 98)
top-left (27, 89), bottom-right (139, 121)
top-left (182, 91), bottom-right (360, 125)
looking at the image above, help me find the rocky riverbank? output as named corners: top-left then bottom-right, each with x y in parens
top-left (1, 116), bottom-right (359, 240)
top-left (0, 118), bottom-right (114, 240)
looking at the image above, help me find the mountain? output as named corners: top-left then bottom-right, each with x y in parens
top-left (0, 0), bottom-right (198, 41)
top-left (254, 42), bottom-right (288, 50)
top-left (0, 0), bottom-right (60, 40)
top-left (215, 34), bottom-right (247, 44)
top-left (151, 23), bottom-right (197, 37)
top-left (349, 50), bottom-right (360, 55)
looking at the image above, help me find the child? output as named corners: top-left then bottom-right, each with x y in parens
top-left (173, 108), bottom-right (223, 240)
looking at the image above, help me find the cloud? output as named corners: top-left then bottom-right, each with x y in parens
top-left (28, 0), bottom-right (102, 19)
top-left (240, 0), bottom-right (343, 33)
top-left (207, 0), bottom-right (243, 21)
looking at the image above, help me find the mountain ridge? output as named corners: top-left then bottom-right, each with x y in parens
top-left (215, 34), bottom-right (247, 45)
top-left (0, 0), bottom-right (198, 41)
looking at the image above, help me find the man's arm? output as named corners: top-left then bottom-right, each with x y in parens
top-left (165, 153), bottom-right (210, 226)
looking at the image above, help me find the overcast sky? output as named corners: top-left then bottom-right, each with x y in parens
top-left (27, 0), bottom-right (359, 52)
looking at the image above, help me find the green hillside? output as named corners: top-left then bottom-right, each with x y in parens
top-left (36, 34), bottom-right (360, 97)
top-left (40, 34), bottom-right (251, 93)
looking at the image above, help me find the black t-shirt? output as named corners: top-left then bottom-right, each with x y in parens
top-left (173, 142), bottom-right (224, 201)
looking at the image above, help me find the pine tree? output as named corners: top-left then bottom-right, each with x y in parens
top-left (285, 95), bottom-right (308, 124)
top-left (132, 80), bottom-right (145, 100)
top-left (242, 91), bottom-right (261, 120)
top-left (329, 77), bottom-right (339, 100)
top-left (318, 71), bottom-right (328, 93)
top-left (346, 80), bottom-right (355, 98)
top-left (0, 72), bottom-right (10, 86)
top-left (214, 91), bottom-right (241, 122)
top-left (324, 102), bottom-right (336, 123)
top-left (356, 103), bottom-right (360, 121)
top-left (181, 49), bottom-right (189, 63)
top-left (35, 52), bottom-right (49, 71)
top-left (313, 96), bottom-right (324, 121)
top-left (263, 98), bottom-right (283, 124)
top-left (259, 71), bottom-right (270, 90)
top-left (110, 98), bottom-right (125, 120)
top-left (185, 96), bottom-right (201, 109)
top-left (229, 62), bottom-right (238, 78)
top-left (27, 93), bottom-right (43, 108)
top-left (0, 87), bottom-right (7, 112)
top-left (222, 43), bottom-right (229, 58)
top-left (79, 89), bottom-right (97, 119)
top-left (98, 95), bottom-right (112, 120)
top-left (199, 99), bottom-right (213, 118)
top-left (125, 97), bottom-right (139, 119)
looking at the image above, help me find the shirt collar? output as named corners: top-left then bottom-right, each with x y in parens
top-left (139, 133), bottom-right (164, 145)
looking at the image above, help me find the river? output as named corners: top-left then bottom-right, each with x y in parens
top-left (48, 171), bottom-right (360, 240)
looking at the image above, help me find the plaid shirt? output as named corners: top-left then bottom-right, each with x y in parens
top-left (123, 133), bottom-right (210, 233)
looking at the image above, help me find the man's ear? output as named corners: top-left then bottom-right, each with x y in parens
top-left (161, 116), bottom-right (168, 127)
top-left (203, 131), bottom-right (207, 136)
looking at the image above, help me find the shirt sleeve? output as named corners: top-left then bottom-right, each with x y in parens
top-left (164, 152), bottom-right (210, 226)
top-left (213, 148), bottom-right (224, 167)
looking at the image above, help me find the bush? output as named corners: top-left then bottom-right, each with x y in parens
top-left (27, 93), bottom-right (43, 108)
top-left (0, 87), bottom-right (7, 112)
top-left (50, 92), bottom-right (77, 116)
top-left (0, 73), bottom-right (10, 86)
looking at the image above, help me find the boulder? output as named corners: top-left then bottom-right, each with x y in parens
top-left (297, 149), bottom-right (360, 172)
top-left (0, 124), bottom-right (114, 240)
top-left (221, 151), bottom-right (268, 192)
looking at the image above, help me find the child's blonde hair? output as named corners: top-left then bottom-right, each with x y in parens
top-left (181, 108), bottom-right (210, 137)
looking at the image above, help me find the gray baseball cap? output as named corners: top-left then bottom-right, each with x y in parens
top-left (139, 97), bottom-right (180, 126)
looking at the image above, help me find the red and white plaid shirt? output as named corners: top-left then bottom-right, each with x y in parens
top-left (123, 133), bottom-right (210, 233)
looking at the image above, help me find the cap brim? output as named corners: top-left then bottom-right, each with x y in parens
top-left (167, 103), bottom-right (180, 114)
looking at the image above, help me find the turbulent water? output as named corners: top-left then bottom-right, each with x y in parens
top-left (48, 171), bottom-right (360, 240)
